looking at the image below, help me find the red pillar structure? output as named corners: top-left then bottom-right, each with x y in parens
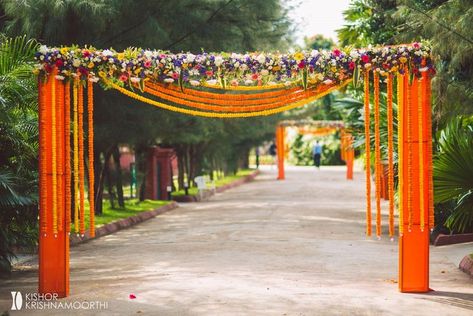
top-left (398, 74), bottom-right (431, 293)
top-left (145, 147), bottom-right (175, 200)
top-left (38, 74), bottom-right (69, 297)
top-left (276, 125), bottom-right (285, 180)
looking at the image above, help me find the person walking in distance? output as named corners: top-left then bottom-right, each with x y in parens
top-left (313, 140), bottom-right (322, 169)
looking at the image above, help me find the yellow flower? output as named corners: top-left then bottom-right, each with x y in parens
top-left (117, 53), bottom-right (125, 60)
top-left (390, 66), bottom-right (398, 72)
top-left (88, 62), bottom-right (95, 68)
top-left (331, 66), bottom-right (337, 72)
top-left (60, 47), bottom-right (68, 55)
top-left (294, 52), bottom-right (304, 61)
top-left (272, 65), bottom-right (281, 71)
top-left (134, 67), bottom-right (142, 75)
top-left (399, 56), bottom-right (408, 63)
top-left (182, 63), bottom-right (188, 69)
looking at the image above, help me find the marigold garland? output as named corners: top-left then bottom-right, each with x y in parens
top-left (364, 70), bottom-right (372, 236)
top-left (387, 74), bottom-right (395, 237)
top-left (56, 79), bottom-right (64, 232)
top-left (418, 75), bottom-right (425, 232)
top-left (78, 83), bottom-right (86, 235)
top-left (144, 84), bottom-right (315, 112)
top-left (87, 80), bottom-right (95, 237)
top-left (397, 74), bottom-right (405, 236)
top-left (51, 72), bottom-right (58, 235)
top-left (101, 74), bottom-right (352, 118)
top-left (425, 74), bottom-right (434, 230)
top-left (73, 78), bottom-right (79, 233)
top-left (39, 78), bottom-right (48, 235)
top-left (374, 72), bottom-right (381, 238)
top-left (407, 76), bottom-right (414, 232)
top-left (64, 81), bottom-right (71, 233)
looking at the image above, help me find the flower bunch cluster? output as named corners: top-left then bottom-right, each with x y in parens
top-left (34, 43), bottom-right (434, 88)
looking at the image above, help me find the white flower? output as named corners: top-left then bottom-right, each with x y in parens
top-left (164, 78), bottom-right (174, 83)
top-left (331, 60), bottom-right (337, 66)
top-left (240, 64), bottom-right (248, 71)
top-left (261, 69), bottom-right (269, 76)
top-left (39, 45), bottom-right (49, 54)
top-left (130, 77), bottom-right (140, 83)
top-left (284, 81), bottom-right (292, 86)
top-left (72, 59), bottom-right (81, 67)
top-left (323, 79), bottom-right (333, 85)
top-left (257, 54), bottom-right (266, 64)
top-left (189, 80), bottom-right (200, 86)
top-left (234, 61), bottom-right (240, 68)
top-left (214, 56), bottom-right (224, 67)
top-left (206, 79), bottom-right (217, 85)
top-left (419, 67), bottom-right (429, 72)
top-left (245, 79), bottom-right (254, 85)
top-left (55, 75), bottom-right (65, 81)
top-left (350, 50), bottom-right (360, 59)
top-left (186, 53), bottom-right (196, 63)
top-left (144, 50), bottom-right (153, 59)
top-left (89, 76), bottom-right (100, 83)
top-left (267, 81), bottom-right (277, 85)
top-left (102, 49), bottom-right (114, 57)
top-left (310, 50), bottom-right (319, 57)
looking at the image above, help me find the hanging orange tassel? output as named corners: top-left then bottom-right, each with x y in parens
top-left (39, 78), bottom-right (48, 235)
top-left (64, 81), bottom-right (71, 233)
top-left (397, 74), bottom-right (405, 236)
top-left (373, 71), bottom-right (381, 238)
top-left (418, 75), bottom-right (425, 232)
top-left (87, 80), bottom-right (95, 237)
top-left (51, 73), bottom-right (58, 236)
top-left (406, 75), bottom-right (415, 232)
top-left (364, 70), bottom-right (372, 236)
top-left (78, 83), bottom-right (85, 235)
top-left (387, 74), bottom-right (395, 238)
top-left (73, 78), bottom-right (79, 233)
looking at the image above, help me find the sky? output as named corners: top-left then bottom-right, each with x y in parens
top-left (288, 0), bottom-right (352, 46)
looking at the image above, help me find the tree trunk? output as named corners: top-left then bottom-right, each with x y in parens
top-left (112, 145), bottom-right (125, 208)
top-left (95, 147), bottom-right (114, 215)
top-left (104, 153), bottom-right (115, 209)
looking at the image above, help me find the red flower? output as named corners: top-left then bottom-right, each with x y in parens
top-left (251, 73), bottom-right (259, 80)
top-left (348, 61), bottom-right (355, 70)
top-left (172, 72), bottom-right (180, 79)
top-left (82, 50), bottom-right (91, 58)
top-left (383, 63), bottom-right (390, 69)
top-left (205, 70), bottom-right (213, 77)
top-left (144, 61), bottom-right (152, 68)
top-left (333, 49), bottom-right (341, 57)
top-left (361, 54), bottom-right (370, 63)
top-left (55, 59), bottom-right (64, 67)
top-left (413, 42), bottom-right (420, 49)
top-left (119, 74), bottom-right (128, 82)
top-left (298, 60), bottom-right (306, 69)
top-left (129, 294), bottom-right (136, 299)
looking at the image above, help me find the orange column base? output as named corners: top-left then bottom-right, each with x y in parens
top-left (39, 232), bottom-right (70, 297)
top-left (346, 157), bottom-right (353, 180)
top-left (398, 225), bottom-right (430, 293)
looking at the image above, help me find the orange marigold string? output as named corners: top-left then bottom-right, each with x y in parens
top-left (406, 75), bottom-right (414, 232)
top-left (73, 78), bottom-right (79, 233)
top-left (425, 74), bottom-right (434, 230)
top-left (373, 71), bottom-right (381, 238)
top-left (56, 79), bottom-right (64, 232)
top-left (418, 75), bottom-right (425, 232)
top-left (387, 74), bottom-right (395, 238)
top-left (51, 72), bottom-right (58, 236)
top-left (364, 70), bottom-right (372, 236)
top-left (397, 73), bottom-right (406, 236)
top-left (78, 83), bottom-right (86, 235)
top-left (87, 80), bottom-right (95, 237)
top-left (64, 81), bottom-right (71, 233)
top-left (39, 78), bottom-right (48, 235)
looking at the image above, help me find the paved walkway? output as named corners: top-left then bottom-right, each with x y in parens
top-left (1, 166), bottom-right (473, 315)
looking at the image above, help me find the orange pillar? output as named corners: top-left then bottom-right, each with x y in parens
top-left (398, 75), bottom-right (430, 293)
top-left (38, 74), bottom-right (70, 297)
top-left (276, 125), bottom-right (285, 180)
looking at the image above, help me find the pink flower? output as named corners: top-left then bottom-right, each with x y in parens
top-left (251, 73), bottom-right (259, 80)
top-left (297, 61), bottom-right (306, 69)
top-left (348, 61), bottom-right (355, 70)
top-left (144, 61), bottom-right (152, 68)
top-left (119, 74), bottom-right (128, 82)
top-left (413, 42), bottom-right (420, 49)
top-left (361, 54), bottom-right (370, 63)
top-left (129, 294), bottom-right (136, 299)
top-left (172, 72), bottom-right (179, 79)
top-left (333, 49), bottom-right (341, 57)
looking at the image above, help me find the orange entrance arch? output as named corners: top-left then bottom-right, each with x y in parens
top-left (35, 43), bottom-right (434, 296)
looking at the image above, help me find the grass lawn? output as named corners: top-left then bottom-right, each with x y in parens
top-left (72, 199), bottom-right (170, 230)
top-left (173, 169), bottom-right (256, 197)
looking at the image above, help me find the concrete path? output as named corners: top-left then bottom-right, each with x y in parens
top-left (1, 166), bottom-right (473, 315)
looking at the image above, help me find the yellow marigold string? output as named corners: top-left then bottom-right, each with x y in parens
top-left (407, 75), bottom-right (414, 232)
top-left (73, 78), bottom-right (79, 233)
top-left (364, 70), bottom-right (372, 236)
top-left (387, 74), bottom-right (395, 238)
top-left (39, 78), bottom-right (48, 235)
top-left (78, 83), bottom-right (86, 235)
top-left (101, 74), bottom-right (351, 118)
top-left (374, 71), bottom-right (381, 238)
top-left (64, 81), bottom-right (72, 233)
top-left (87, 80), bottom-right (95, 237)
top-left (418, 74), bottom-right (425, 232)
top-left (51, 72), bottom-right (58, 236)
top-left (397, 73), bottom-right (405, 236)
